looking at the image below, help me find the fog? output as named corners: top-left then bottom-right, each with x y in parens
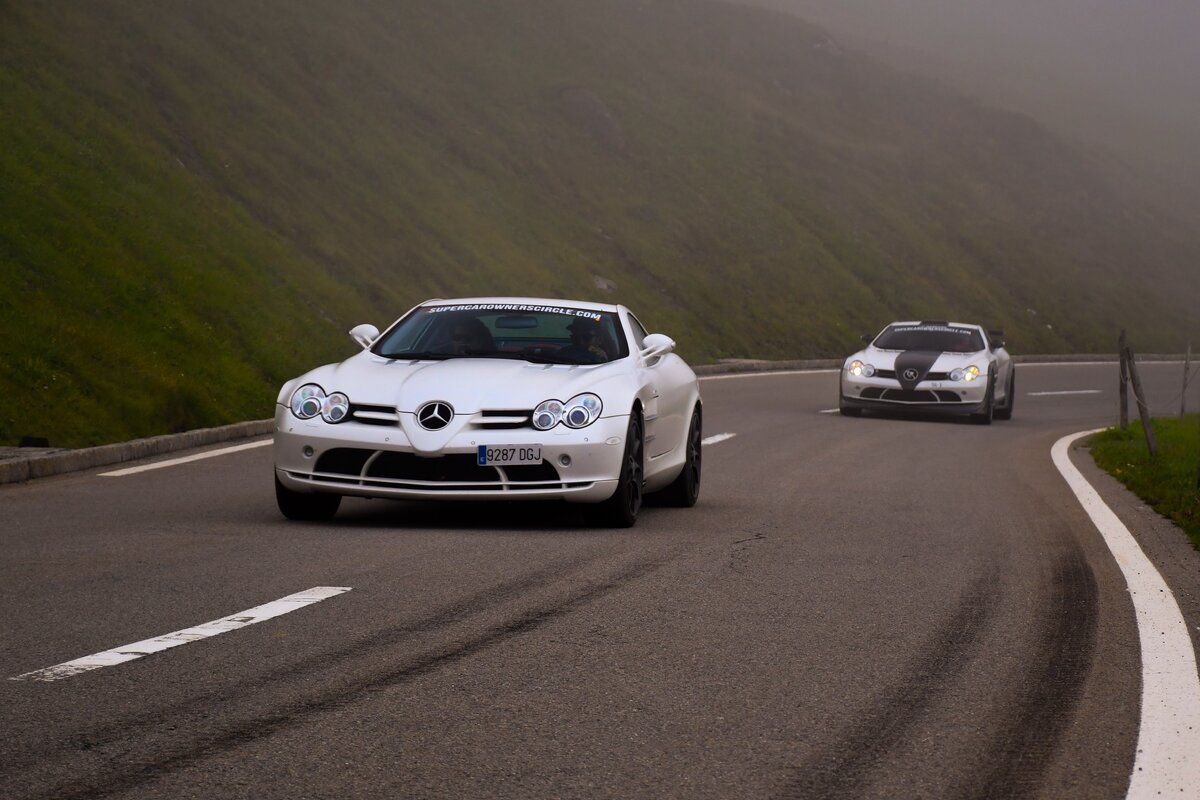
top-left (744, 0), bottom-right (1200, 209)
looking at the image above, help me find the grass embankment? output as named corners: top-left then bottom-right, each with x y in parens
top-left (1091, 415), bottom-right (1200, 548)
top-left (3, 0), bottom-right (1199, 446)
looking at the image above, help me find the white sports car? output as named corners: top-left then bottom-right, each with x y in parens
top-left (839, 321), bottom-right (1014, 423)
top-left (273, 297), bottom-right (702, 526)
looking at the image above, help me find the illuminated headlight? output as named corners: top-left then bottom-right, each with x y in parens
top-left (563, 393), bottom-right (603, 429)
top-left (322, 392), bottom-right (349, 423)
top-left (949, 366), bottom-right (981, 382)
top-left (290, 384), bottom-right (326, 419)
top-left (533, 400), bottom-right (564, 431)
top-left (847, 360), bottom-right (876, 378)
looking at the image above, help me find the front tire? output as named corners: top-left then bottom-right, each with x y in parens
top-left (275, 475), bottom-right (341, 521)
top-left (994, 369), bottom-right (1015, 420)
top-left (593, 411), bottom-right (644, 528)
top-left (971, 373), bottom-right (995, 425)
top-left (661, 405), bottom-right (702, 507)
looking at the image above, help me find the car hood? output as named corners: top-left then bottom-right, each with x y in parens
top-left (856, 348), bottom-right (987, 371)
top-left (292, 353), bottom-right (631, 413)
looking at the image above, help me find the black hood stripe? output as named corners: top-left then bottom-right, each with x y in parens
top-left (893, 350), bottom-right (941, 391)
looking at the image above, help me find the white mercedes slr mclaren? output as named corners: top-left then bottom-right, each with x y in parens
top-left (839, 321), bottom-right (1015, 423)
top-left (274, 298), bottom-right (702, 526)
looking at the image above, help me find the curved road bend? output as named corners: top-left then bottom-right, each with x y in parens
top-left (1, 362), bottom-right (1198, 799)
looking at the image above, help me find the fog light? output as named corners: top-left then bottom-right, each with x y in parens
top-left (302, 446), bottom-right (314, 458)
top-left (559, 454), bottom-right (571, 467)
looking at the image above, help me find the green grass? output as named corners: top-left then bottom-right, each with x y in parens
top-left (2, 0), bottom-right (1199, 446)
top-left (1091, 416), bottom-right (1200, 548)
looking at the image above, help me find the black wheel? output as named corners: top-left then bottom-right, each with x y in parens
top-left (661, 404), bottom-right (702, 507)
top-left (994, 369), bottom-right (1015, 420)
top-left (839, 404), bottom-right (863, 417)
top-left (275, 475), bottom-right (341, 521)
top-left (971, 373), bottom-right (995, 425)
top-left (593, 411), bottom-right (644, 528)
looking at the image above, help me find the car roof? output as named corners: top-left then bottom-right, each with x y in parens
top-left (420, 297), bottom-right (623, 314)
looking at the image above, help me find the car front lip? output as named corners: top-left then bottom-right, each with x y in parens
top-left (840, 374), bottom-right (988, 411)
top-left (273, 406), bottom-right (629, 503)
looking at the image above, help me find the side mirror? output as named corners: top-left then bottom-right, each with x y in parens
top-left (349, 323), bottom-right (380, 350)
top-left (861, 334), bottom-right (874, 345)
top-left (988, 329), bottom-right (1005, 350)
top-left (640, 333), bottom-right (675, 362)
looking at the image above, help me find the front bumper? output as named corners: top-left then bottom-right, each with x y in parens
top-left (273, 405), bottom-right (628, 503)
top-left (840, 375), bottom-right (988, 415)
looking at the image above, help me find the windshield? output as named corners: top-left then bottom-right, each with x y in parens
top-left (372, 303), bottom-right (629, 365)
top-left (872, 324), bottom-right (984, 353)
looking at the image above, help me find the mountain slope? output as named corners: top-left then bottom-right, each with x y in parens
top-left (2, 0), bottom-right (1196, 446)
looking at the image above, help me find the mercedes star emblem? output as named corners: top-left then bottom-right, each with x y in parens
top-left (903, 368), bottom-right (919, 381)
top-left (416, 401), bottom-right (453, 431)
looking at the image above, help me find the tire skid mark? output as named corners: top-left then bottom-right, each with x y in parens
top-left (965, 552), bottom-right (1098, 800)
top-left (12, 558), bottom-right (665, 800)
top-left (778, 567), bottom-right (1002, 800)
top-left (2, 554), bottom-right (601, 785)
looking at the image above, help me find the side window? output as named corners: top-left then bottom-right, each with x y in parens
top-left (627, 314), bottom-right (649, 349)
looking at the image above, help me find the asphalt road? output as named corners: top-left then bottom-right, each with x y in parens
top-left (2, 361), bottom-right (1198, 800)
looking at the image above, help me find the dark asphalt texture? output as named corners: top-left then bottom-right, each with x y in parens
top-left (2, 362), bottom-right (1198, 799)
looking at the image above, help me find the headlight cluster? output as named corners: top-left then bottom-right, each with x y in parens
top-left (533, 393), bottom-right (602, 430)
top-left (847, 360), bottom-right (876, 378)
top-left (289, 384), bottom-right (350, 423)
top-left (949, 366), bottom-right (981, 382)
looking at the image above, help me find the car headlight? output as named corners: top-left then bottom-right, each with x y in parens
top-left (322, 392), bottom-right (349, 423)
top-left (289, 385), bottom-right (350, 422)
top-left (533, 394), bottom-right (603, 430)
top-left (949, 366), bottom-right (981, 382)
top-left (533, 400), bottom-right (564, 430)
top-left (290, 384), bottom-right (326, 419)
top-left (562, 393), bottom-right (603, 428)
top-left (847, 360), bottom-right (876, 378)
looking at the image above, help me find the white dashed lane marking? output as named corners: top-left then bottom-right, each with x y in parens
top-left (702, 433), bottom-right (736, 446)
top-left (1028, 390), bottom-right (1103, 396)
top-left (11, 587), bottom-right (352, 682)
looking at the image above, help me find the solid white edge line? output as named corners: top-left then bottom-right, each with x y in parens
top-left (100, 439), bottom-right (272, 476)
top-left (11, 587), bottom-right (352, 682)
top-left (1051, 431), bottom-right (1200, 799)
top-left (701, 433), bottom-right (736, 446)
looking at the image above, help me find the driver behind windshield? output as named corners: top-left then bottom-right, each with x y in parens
top-left (555, 317), bottom-right (608, 364)
top-left (446, 317), bottom-right (494, 354)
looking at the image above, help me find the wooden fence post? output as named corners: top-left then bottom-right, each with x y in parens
top-left (1182, 342), bottom-right (1191, 418)
top-left (1118, 331), bottom-right (1129, 430)
top-left (1123, 339), bottom-right (1158, 457)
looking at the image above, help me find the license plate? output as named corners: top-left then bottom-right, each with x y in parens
top-left (477, 444), bottom-right (543, 466)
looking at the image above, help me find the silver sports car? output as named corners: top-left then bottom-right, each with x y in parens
top-left (839, 320), bottom-right (1014, 423)
top-left (274, 297), bottom-right (702, 526)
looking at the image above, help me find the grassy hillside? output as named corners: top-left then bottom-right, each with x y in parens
top-left (2, 0), bottom-right (1197, 446)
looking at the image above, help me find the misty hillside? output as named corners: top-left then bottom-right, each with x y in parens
top-left (745, 0), bottom-right (1200, 218)
top-left (2, 0), bottom-right (1197, 447)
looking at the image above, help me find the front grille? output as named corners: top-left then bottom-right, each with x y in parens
top-left (478, 409), bottom-right (533, 430)
top-left (875, 370), bottom-right (949, 381)
top-left (860, 388), bottom-right (965, 403)
top-left (349, 403), bottom-right (399, 426)
top-left (311, 448), bottom-right (563, 491)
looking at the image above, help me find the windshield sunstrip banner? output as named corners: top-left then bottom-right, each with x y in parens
top-left (424, 303), bottom-right (603, 321)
